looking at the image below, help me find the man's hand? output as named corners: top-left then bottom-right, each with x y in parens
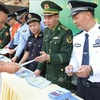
top-left (9, 49), bottom-right (16, 54)
top-left (34, 69), bottom-right (41, 76)
top-left (65, 65), bottom-right (74, 76)
top-left (11, 56), bottom-right (18, 62)
top-left (34, 51), bottom-right (50, 62)
top-left (1, 62), bottom-right (20, 74)
top-left (76, 65), bottom-right (92, 78)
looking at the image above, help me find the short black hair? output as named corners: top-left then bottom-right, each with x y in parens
top-left (0, 3), bottom-right (9, 14)
top-left (89, 10), bottom-right (95, 17)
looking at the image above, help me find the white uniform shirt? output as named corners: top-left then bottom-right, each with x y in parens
top-left (70, 23), bottom-right (100, 82)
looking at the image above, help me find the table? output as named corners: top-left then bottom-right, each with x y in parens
top-left (0, 71), bottom-right (83, 100)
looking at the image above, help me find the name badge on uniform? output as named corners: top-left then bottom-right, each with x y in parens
top-left (53, 36), bottom-right (59, 39)
top-left (28, 42), bottom-right (32, 45)
top-left (74, 43), bottom-right (81, 47)
top-left (93, 38), bottom-right (100, 47)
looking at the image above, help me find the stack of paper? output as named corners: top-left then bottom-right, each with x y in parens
top-left (48, 88), bottom-right (78, 100)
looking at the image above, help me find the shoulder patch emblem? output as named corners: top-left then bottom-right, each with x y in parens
top-left (66, 35), bottom-right (73, 43)
top-left (23, 30), bottom-right (27, 32)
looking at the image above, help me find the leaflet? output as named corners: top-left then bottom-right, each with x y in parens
top-left (0, 48), bottom-right (10, 54)
top-left (0, 55), bottom-right (11, 62)
top-left (15, 69), bottom-right (31, 78)
top-left (25, 73), bottom-right (51, 89)
top-left (15, 68), bottom-right (51, 89)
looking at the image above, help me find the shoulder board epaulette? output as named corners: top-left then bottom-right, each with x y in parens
top-left (60, 25), bottom-right (69, 31)
top-left (74, 30), bottom-right (83, 36)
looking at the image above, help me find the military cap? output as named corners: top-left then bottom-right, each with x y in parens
top-left (68, 0), bottom-right (97, 17)
top-left (15, 8), bottom-right (28, 19)
top-left (7, 13), bottom-right (17, 22)
top-left (41, 1), bottom-right (62, 16)
top-left (25, 13), bottom-right (41, 24)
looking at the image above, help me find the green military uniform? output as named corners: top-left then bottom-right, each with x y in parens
top-left (37, 1), bottom-right (73, 89)
top-left (38, 22), bottom-right (73, 89)
top-left (0, 23), bottom-right (10, 48)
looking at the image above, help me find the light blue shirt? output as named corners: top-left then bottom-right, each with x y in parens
top-left (7, 27), bottom-right (21, 48)
top-left (15, 23), bottom-right (30, 57)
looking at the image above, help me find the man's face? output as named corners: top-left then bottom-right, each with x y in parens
top-left (43, 14), bottom-right (59, 29)
top-left (7, 18), bottom-right (14, 27)
top-left (0, 11), bottom-right (8, 30)
top-left (28, 21), bottom-right (40, 34)
top-left (72, 11), bottom-right (89, 30)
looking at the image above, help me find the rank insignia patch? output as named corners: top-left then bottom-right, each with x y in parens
top-left (66, 35), bottom-right (72, 43)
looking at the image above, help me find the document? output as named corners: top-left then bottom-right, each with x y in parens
top-left (0, 48), bottom-right (10, 54)
top-left (0, 55), bottom-right (11, 62)
top-left (15, 67), bottom-right (51, 89)
top-left (25, 73), bottom-right (51, 89)
top-left (15, 69), bottom-right (32, 78)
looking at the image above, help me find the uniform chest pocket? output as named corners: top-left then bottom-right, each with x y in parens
top-left (43, 36), bottom-right (49, 43)
top-left (51, 39), bottom-right (61, 44)
top-left (50, 39), bottom-right (61, 53)
top-left (74, 46), bottom-right (83, 56)
top-left (90, 47), bottom-right (100, 56)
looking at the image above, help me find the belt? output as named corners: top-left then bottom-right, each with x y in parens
top-left (82, 80), bottom-right (100, 88)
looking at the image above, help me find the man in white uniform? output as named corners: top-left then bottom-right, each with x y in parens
top-left (65, 1), bottom-right (100, 100)
top-left (0, 4), bottom-right (20, 94)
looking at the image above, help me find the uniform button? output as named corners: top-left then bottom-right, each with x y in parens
top-left (61, 69), bottom-right (63, 71)
top-left (45, 40), bottom-right (46, 42)
top-left (34, 44), bottom-right (35, 45)
top-left (31, 55), bottom-right (33, 56)
top-left (55, 42), bottom-right (56, 44)
top-left (33, 49), bottom-right (34, 51)
top-left (50, 41), bottom-right (52, 43)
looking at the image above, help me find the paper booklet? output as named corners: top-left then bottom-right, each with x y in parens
top-left (15, 68), bottom-right (51, 89)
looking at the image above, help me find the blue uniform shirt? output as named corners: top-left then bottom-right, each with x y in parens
top-left (24, 31), bottom-right (43, 71)
top-left (15, 23), bottom-right (30, 57)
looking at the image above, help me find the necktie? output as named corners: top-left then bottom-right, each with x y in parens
top-left (80, 34), bottom-right (89, 82)
top-left (81, 34), bottom-right (89, 65)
